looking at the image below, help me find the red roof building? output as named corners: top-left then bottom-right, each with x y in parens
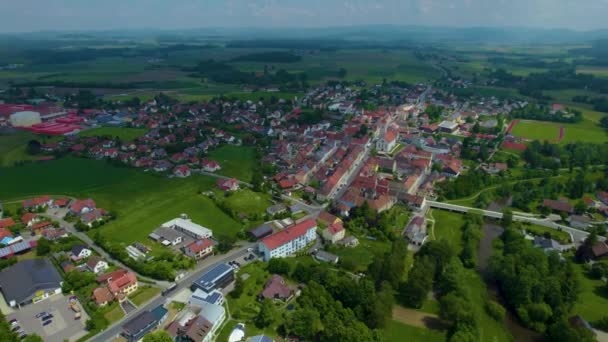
top-left (108, 272), bottom-right (138, 296)
top-left (259, 219), bottom-right (317, 260)
top-left (260, 274), bottom-right (294, 301)
top-left (0, 218), bottom-right (16, 229)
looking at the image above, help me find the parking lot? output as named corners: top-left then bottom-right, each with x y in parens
top-left (7, 294), bottom-right (88, 342)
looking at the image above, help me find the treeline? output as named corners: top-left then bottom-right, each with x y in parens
top-left (226, 39), bottom-right (412, 50)
top-left (231, 51), bottom-right (302, 63)
top-left (523, 140), bottom-right (608, 170)
top-left (489, 228), bottom-right (593, 340)
top-left (511, 104), bottom-right (582, 123)
top-left (571, 95), bottom-right (608, 113)
top-left (184, 59), bottom-right (307, 89)
top-left (488, 57), bottom-right (569, 70)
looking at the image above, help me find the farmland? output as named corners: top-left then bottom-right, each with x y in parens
top-left (0, 158), bottom-right (244, 244)
top-left (207, 145), bottom-right (257, 182)
top-left (78, 127), bottom-right (148, 141)
top-left (0, 131), bottom-right (39, 166)
top-left (509, 120), bottom-right (562, 142)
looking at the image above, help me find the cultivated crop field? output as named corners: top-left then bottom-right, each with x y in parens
top-left (78, 127), bottom-right (148, 141)
top-left (509, 120), bottom-right (563, 142)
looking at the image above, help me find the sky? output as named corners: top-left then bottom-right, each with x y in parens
top-left (1, 0), bottom-right (607, 33)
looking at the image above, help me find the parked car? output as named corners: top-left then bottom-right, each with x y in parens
top-left (35, 312), bottom-right (47, 318)
top-left (11, 325), bottom-right (20, 332)
top-left (42, 320), bottom-right (52, 326)
top-left (42, 314), bottom-right (53, 321)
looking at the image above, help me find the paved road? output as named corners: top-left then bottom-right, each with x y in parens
top-left (427, 201), bottom-right (601, 245)
top-left (89, 243), bottom-right (254, 342)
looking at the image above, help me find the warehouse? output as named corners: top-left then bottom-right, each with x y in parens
top-left (9, 111), bottom-right (41, 127)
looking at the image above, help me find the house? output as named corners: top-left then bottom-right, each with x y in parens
top-left (60, 261), bottom-right (75, 273)
top-left (81, 208), bottom-right (106, 227)
top-left (337, 235), bottom-right (359, 248)
top-left (481, 163), bottom-right (508, 174)
top-left (108, 271), bottom-right (138, 297)
top-left (404, 216), bottom-right (428, 246)
top-left (41, 227), bottom-right (68, 241)
top-left (0, 259), bottom-right (62, 308)
top-left (183, 239), bottom-right (214, 260)
top-left (259, 274), bottom-right (295, 301)
top-left (591, 242), bottom-right (608, 259)
top-left (258, 219), bottom-right (317, 261)
top-left (201, 160), bottom-right (221, 172)
top-left (542, 199), bottom-right (574, 214)
top-left (197, 302), bottom-right (226, 341)
top-left (315, 250), bottom-right (340, 264)
top-left (266, 204), bottom-right (287, 216)
top-left (0, 218), bottom-right (16, 229)
top-left (22, 196), bottom-right (52, 210)
top-left (322, 222), bottom-right (345, 244)
top-left (162, 218), bottom-right (213, 240)
top-left (92, 286), bottom-right (114, 306)
top-left (121, 305), bottom-right (168, 342)
top-left (533, 236), bottom-right (569, 253)
top-left (149, 226), bottom-right (184, 246)
top-left (0, 228), bottom-right (13, 242)
top-left (174, 165), bottom-right (191, 178)
top-left (248, 224), bottom-right (274, 240)
top-left (21, 213), bottom-right (40, 227)
top-left (30, 221), bottom-right (52, 235)
top-left (568, 215), bottom-right (591, 230)
top-left (189, 288), bottom-right (224, 307)
top-left (217, 178), bottom-right (239, 191)
top-left (51, 198), bottom-right (70, 208)
top-left (597, 191), bottom-right (608, 206)
top-left (317, 211), bottom-right (341, 227)
top-left (166, 313), bottom-right (214, 342)
top-left (69, 199), bottom-right (96, 215)
top-left (191, 263), bottom-right (234, 293)
top-left (97, 269), bottom-right (129, 284)
top-left (250, 336), bottom-right (274, 342)
top-left (86, 256), bottom-right (109, 274)
top-left (70, 245), bottom-right (92, 261)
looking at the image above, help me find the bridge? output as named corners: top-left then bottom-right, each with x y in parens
top-left (427, 201), bottom-right (602, 244)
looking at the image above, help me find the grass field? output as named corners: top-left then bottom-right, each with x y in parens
top-left (576, 65), bottom-right (608, 78)
top-left (221, 189), bottom-right (272, 218)
top-left (573, 262), bottom-right (608, 322)
top-left (521, 224), bottom-right (571, 244)
top-left (0, 158), bottom-right (244, 245)
top-left (509, 120), bottom-right (562, 142)
top-left (0, 132), bottom-right (39, 166)
top-left (207, 145), bottom-right (257, 182)
top-left (129, 286), bottom-right (161, 306)
top-left (383, 320), bottom-right (446, 342)
top-left (332, 237), bottom-right (391, 273)
top-left (429, 210), bottom-right (466, 254)
top-left (79, 127), bottom-right (148, 141)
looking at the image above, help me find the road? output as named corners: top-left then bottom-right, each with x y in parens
top-left (89, 243), bottom-right (254, 342)
top-left (427, 201), bottom-right (602, 244)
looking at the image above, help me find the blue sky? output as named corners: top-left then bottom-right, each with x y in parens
top-left (1, 0), bottom-right (607, 32)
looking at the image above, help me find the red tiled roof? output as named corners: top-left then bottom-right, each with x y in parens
top-left (0, 228), bottom-right (13, 240)
top-left (92, 287), bottom-right (114, 305)
top-left (326, 222), bottom-right (344, 236)
top-left (96, 269), bottom-right (129, 283)
top-left (261, 219), bottom-right (317, 250)
top-left (261, 274), bottom-right (293, 300)
top-left (186, 239), bottom-right (213, 253)
top-left (21, 213), bottom-right (38, 224)
top-left (108, 272), bottom-right (137, 294)
top-left (31, 221), bottom-right (52, 231)
top-left (53, 198), bottom-right (70, 207)
top-left (317, 211), bottom-right (339, 225)
top-left (0, 218), bottom-right (16, 229)
top-left (543, 199), bottom-right (574, 213)
top-left (70, 199), bottom-right (96, 213)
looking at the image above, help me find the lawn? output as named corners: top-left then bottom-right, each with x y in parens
top-left (572, 262), bottom-right (608, 322)
top-left (331, 237), bottom-right (392, 273)
top-left (430, 210), bottom-right (466, 254)
top-left (0, 158), bottom-right (244, 245)
top-left (103, 302), bottom-right (124, 323)
top-left (509, 120), bottom-right (562, 142)
top-left (129, 286), bottom-right (161, 306)
top-left (220, 189), bottom-right (272, 218)
top-left (207, 145), bottom-right (257, 182)
top-left (78, 127), bottom-right (148, 141)
top-left (383, 320), bottom-right (446, 342)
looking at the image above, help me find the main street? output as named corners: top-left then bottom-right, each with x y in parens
top-left (89, 242), bottom-right (254, 342)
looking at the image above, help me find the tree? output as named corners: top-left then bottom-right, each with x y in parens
top-left (268, 258), bottom-right (291, 275)
top-left (600, 115), bottom-right (608, 129)
top-left (230, 276), bottom-right (244, 298)
top-left (36, 238), bottom-right (51, 256)
top-left (22, 335), bottom-right (44, 342)
top-left (255, 299), bottom-right (277, 328)
top-left (285, 308), bottom-right (322, 340)
top-left (142, 331), bottom-right (173, 342)
top-left (26, 140), bottom-right (41, 155)
top-left (398, 256), bottom-right (434, 308)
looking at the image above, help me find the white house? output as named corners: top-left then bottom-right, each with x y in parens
top-left (258, 219), bottom-right (317, 261)
top-left (162, 218), bottom-right (213, 240)
top-left (376, 129), bottom-right (398, 153)
top-left (322, 222), bottom-right (345, 244)
top-left (86, 256), bottom-right (109, 274)
top-left (70, 245), bottom-right (92, 260)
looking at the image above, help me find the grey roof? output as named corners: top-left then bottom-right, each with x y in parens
top-left (0, 259), bottom-right (62, 304)
top-left (193, 263), bottom-right (233, 292)
top-left (198, 302), bottom-right (225, 325)
top-left (71, 244), bottom-right (88, 256)
top-left (315, 250), bottom-right (339, 263)
top-left (151, 226), bottom-right (183, 242)
top-left (250, 335), bottom-right (274, 342)
top-left (122, 311), bottom-right (157, 336)
top-left (533, 236), bottom-right (561, 250)
top-left (249, 224), bottom-right (273, 239)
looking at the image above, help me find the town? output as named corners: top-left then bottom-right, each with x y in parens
top-left (1, 15), bottom-right (608, 342)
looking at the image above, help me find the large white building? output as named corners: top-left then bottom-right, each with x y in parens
top-left (258, 219), bottom-right (317, 261)
top-left (161, 218), bottom-right (212, 239)
top-left (9, 111), bottom-right (41, 127)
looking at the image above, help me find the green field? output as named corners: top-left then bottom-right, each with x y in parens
top-left (522, 224), bottom-right (571, 244)
top-left (221, 189), bottom-right (271, 218)
top-left (573, 263), bottom-right (608, 322)
top-left (207, 145), bottom-right (257, 182)
top-left (429, 210), bottom-right (466, 254)
top-left (576, 65), bottom-right (608, 78)
top-left (332, 237), bottom-right (392, 273)
top-left (383, 320), bottom-right (446, 342)
top-left (510, 120), bottom-right (561, 142)
top-left (79, 127), bottom-right (148, 141)
top-left (0, 132), bottom-right (39, 166)
top-left (0, 158), bottom-right (244, 244)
